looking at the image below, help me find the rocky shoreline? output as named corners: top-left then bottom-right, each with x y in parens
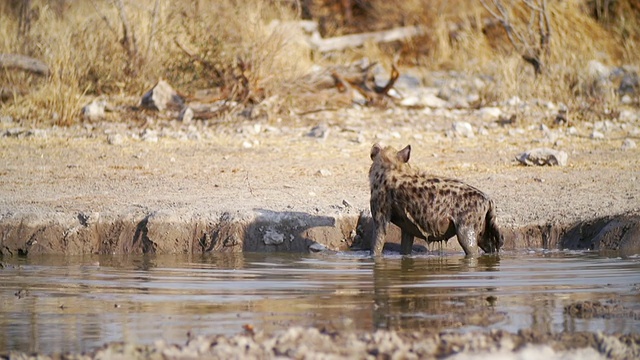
top-left (3, 326), bottom-right (639, 360)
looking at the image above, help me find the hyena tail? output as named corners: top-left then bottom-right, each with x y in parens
top-left (484, 201), bottom-right (503, 253)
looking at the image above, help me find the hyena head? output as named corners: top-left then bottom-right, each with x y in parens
top-left (370, 143), bottom-right (412, 172)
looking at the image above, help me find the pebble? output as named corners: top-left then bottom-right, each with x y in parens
top-left (590, 130), bottom-right (605, 139)
top-left (179, 107), bottom-right (194, 123)
top-left (307, 124), bottom-right (329, 139)
top-left (452, 121), bottom-right (474, 138)
top-left (107, 134), bottom-right (124, 145)
top-left (477, 107), bottom-right (502, 120)
top-left (141, 129), bottom-right (159, 143)
top-left (316, 169), bottom-right (332, 177)
top-left (82, 100), bottom-right (107, 121)
top-left (516, 148), bottom-right (568, 166)
top-left (621, 139), bottom-right (636, 150)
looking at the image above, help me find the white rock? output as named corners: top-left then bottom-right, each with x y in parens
top-left (179, 107), bottom-right (194, 123)
top-left (619, 110), bottom-right (638, 122)
top-left (422, 93), bottom-right (449, 108)
top-left (316, 169), bottom-right (332, 177)
top-left (141, 129), bottom-right (158, 143)
top-left (516, 148), bottom-right (568, 166)
top-left (141, 79), bottom-right (184, 111)
top-left (591, 130), bottom-right (605, 139)
top-left (400, 96), bottom-right (421, 107)
top-left (452, 121), bottom-right (474, 138)
top-left (622, 139), bottom-right (637, 150)
top-left (587, 60), bottom-right (609, 79)
top-left (242, 141), bottom-right (253, 149)
top-left (621, 95), bottom-right (632, 105)
top-left (506, 96), bottom-right (521, 106)
top-left (477, 107), bottom-right (502, 120)
top-left (82, 100), bottom-right (107, 121)
top-left (107, 133), bottom-right (124, 145)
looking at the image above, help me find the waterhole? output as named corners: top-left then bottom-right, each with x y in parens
top-left (1, 250), bottom-right (639, 354)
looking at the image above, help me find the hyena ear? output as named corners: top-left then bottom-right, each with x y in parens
top-left (370, 143), bottom-right (382, 160)
top-left (398, 145), bottom-right (411, 163)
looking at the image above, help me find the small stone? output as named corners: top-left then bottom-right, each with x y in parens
top-left (591, 130), bottom-right (605, 139)
top-left (107, 134), bottom-right (124, 145)
top-left (307, 124), bottom-right (329, 139)
top-left (621, 139), bottom-right (637, 150)
top-left (506, 96), bottom-right (521, 106)
top-left (619, 110), bottom-right (638, 122)
top-left (242, 141), bottom-right (253, 149)
top-left (399, 96), bottom-right (420, 107)
top-left (141, 129), bottom-right (158, 143)
top-left (621, 95), bottom-right (632, 105)
top-left (316, 169), bottom-right (332, 177)
top-left (308, 243), bottom-right (328, 252)
top-left (140, 79), bottom-right (184, 111)
top-left (477, 107), bottom-right (502, 120)
top-left (452, 121), bottom-right (474, 138)
top-left (263, 229), bottom-right (284, 245)
top-left (179, 107), bottom-right (194, 123)
top-left (421, 93), bottom-right (449, 108)
top-left (82, 100), bottom-right (107, 121)
top-left (516, 148), bottom-right (568, 166)
top-left (342, 199), bottom-right (352, 208)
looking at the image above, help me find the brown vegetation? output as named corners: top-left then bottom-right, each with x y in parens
top-left (0, 0), bottom-right (638, 125)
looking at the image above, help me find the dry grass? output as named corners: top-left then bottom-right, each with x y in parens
top-left (0, 0), bottom-right (637, 126)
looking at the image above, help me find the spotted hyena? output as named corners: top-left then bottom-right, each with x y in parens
top-left (369, 143), bottom-right (503, 256)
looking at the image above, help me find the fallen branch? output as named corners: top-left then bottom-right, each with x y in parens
top-left (307, 25), bottom-right (424, 52)
top-left (0, 53), bottom-right (50, 76)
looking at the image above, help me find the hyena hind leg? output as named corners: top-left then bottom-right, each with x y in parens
top-left (400, 231), bottom-right (414, 255)
top-left (456, 224), bottom-right (479, 257)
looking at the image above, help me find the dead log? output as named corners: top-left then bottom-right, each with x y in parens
top-left (0, 53), bottom-right (50, 76)
top-left (307, 26), bottom-right (424, 52)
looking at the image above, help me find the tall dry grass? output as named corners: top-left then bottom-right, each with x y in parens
top-left (0, 0), bottom-right (312, 125)
top-left (0, 0), bottom-right (637, 126)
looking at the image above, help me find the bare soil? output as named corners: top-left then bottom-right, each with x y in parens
top-left (1, 106), bottom-right (639, 256)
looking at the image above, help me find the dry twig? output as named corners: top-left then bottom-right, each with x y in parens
top-left (479, 0), bottom-right (551, 75)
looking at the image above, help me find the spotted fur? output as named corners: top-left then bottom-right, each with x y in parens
top-left (369, 143), bottom-right (503, 256)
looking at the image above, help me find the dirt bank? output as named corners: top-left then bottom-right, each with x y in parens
top-left (1, 106), bottom-right (639, 256)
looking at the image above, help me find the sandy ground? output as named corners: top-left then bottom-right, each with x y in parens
top-left (1, 106), bottom-right (639, 255)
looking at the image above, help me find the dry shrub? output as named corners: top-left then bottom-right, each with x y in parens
top-left (1, 0), bottom-right (312, 125)
top-left (0, 0), bottom-right (636, 126)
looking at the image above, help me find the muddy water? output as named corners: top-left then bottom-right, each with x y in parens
top-left (1, 250), bottom-right (639, 355)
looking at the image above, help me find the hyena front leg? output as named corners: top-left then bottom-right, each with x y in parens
top-left (455, 223), bottom-right (478, 257)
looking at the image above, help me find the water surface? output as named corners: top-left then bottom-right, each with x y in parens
top-left (1, 250), bottom-right (639, 354)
